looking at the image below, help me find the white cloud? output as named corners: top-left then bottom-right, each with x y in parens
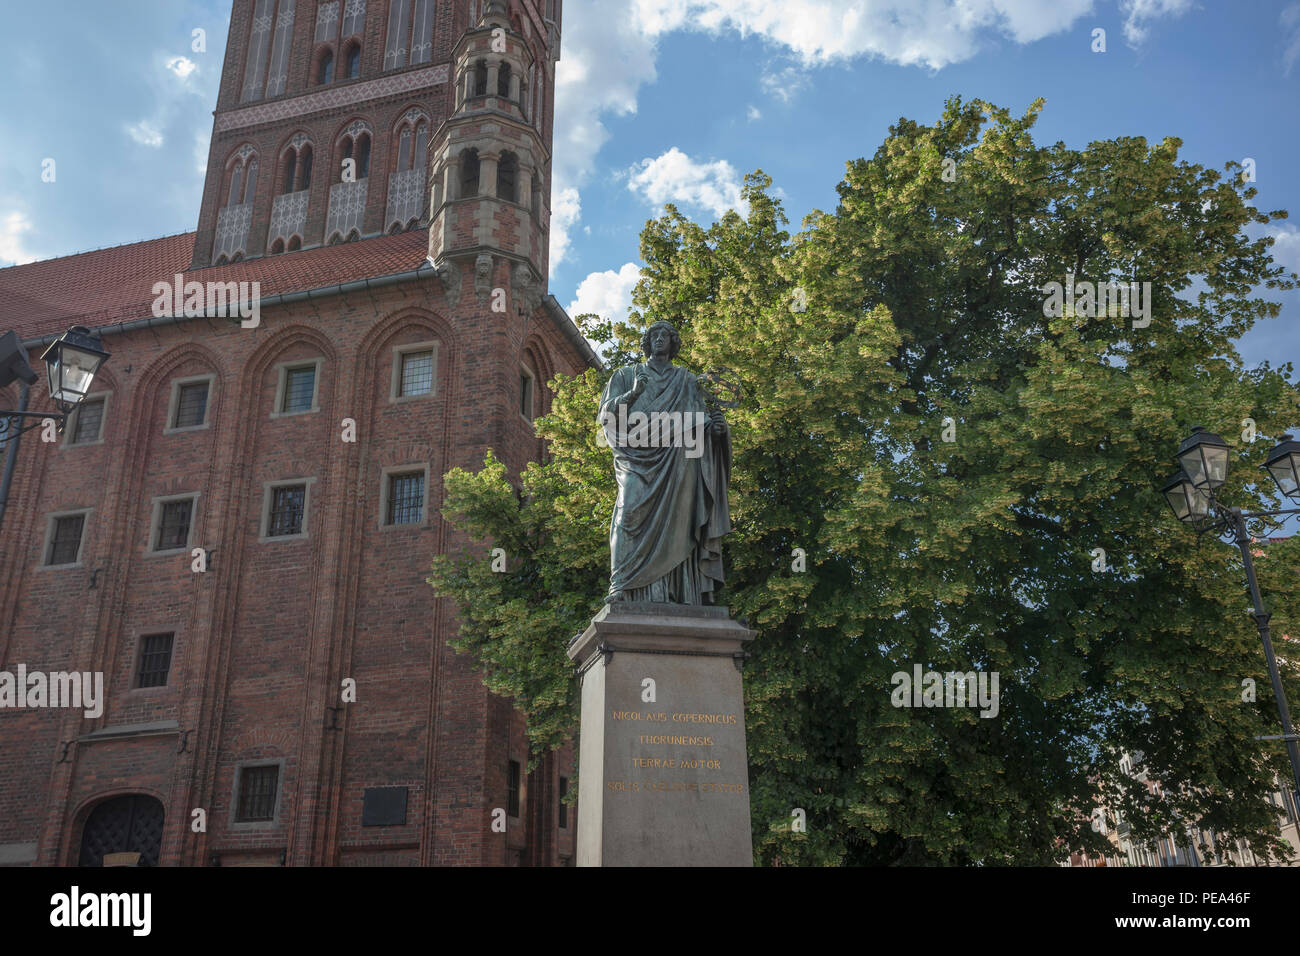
top-left (1119, 0), bottom-right (1196, 46)
top-left (746, 104), bottom-right (762, 121)
top-left (633, 0), bottom-right (1096, 68)
top-left (550, 186), bottom-right (583, 269)
top-left (626, 147), bottom-right (745, 218)
top-left (552, 0), bottom-right (1099, 275)
top-left (1282, 3), bottom-right (1300, 75)
top-left (166, 55), bottom-right (198, 80)
top-left (0, 211), bottom-right (38, 266)
top-left (568, 262), bottom-right (642, 321)
top-left (126, 121), bottom-right (164, 148)
top-left (760, 65), bottom-right (811, 104)
top-left (1265, 226), bottom-right (1300, 276)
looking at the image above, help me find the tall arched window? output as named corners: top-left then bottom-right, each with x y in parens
top-left (334, 124), bottom-right (372, 182)
top-left (326, 121), bottom-right (373, 242)
top-left (241, 0), bottom-right (298, 102)
top-left (392, 114), bottom-right (428, 174)
top-left (215, 147), bottom-right (257, 261)
top-left (461, 149), bottom-right (480, 198)
top-left (222, 148), bottom-right (258, 207)
top-left (346, 42), bottom-right (362, 78)
top-left (384, 0), bottom-right (435, 69)
top-left (474, 59), bottom-right (488, 96)
top-left (319, 49), bottom-right (335, 84)
top-left (497, 152), bottom-right (518, 203)
top-left (498, 62), bottom-right (512, 98)
top-left (386, 111), bottom-right (429, 230)
top-left (268, 136), bottom-right (312, 251)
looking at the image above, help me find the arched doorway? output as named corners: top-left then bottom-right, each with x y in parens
top-left (78, 795), bottom-right (165, 867)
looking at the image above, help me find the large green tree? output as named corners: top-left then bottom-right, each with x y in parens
top-left (429, 96), bottom-right (1300, 865)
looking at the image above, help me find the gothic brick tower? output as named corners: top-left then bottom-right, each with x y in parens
top-left (192, 0), bottom-right (559, 273)
top-left (0, 0), bottom-right (591, 868)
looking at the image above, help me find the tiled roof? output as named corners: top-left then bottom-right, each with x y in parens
top-left (0, 230), bottom-right (432, 342)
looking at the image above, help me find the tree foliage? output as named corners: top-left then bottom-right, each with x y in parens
top-left (429, 96), bottom-right (1300, 864)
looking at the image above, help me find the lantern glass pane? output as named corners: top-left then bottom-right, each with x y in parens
top-left (1268, 454), bottom-right (1300, 497)
top-left (1203, 445), bottom-right (1229, 487)
top-left (1165, 485), bottom-right (1191, 520)
top-left (48, 352), bottom-right (97, 404)
top-left (1179, 448), bottom-right (1206, 487)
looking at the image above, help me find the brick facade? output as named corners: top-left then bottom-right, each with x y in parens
top-left (0, 0), bottom-right (587, 867)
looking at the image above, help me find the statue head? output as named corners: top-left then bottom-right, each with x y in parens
top-left (641, 321), bottom-right (681, 360)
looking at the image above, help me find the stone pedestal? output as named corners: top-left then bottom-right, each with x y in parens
top-left (567, 603), bottom-right (756, 867)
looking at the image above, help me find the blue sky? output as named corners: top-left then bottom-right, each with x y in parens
top-left (1, 0), bottom-right (1297, 368)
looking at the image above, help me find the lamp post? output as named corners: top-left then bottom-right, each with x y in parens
top-left (1161, 426), bottom-right (1300, 818)
top-left (0, 326), bottom-right (110, 533)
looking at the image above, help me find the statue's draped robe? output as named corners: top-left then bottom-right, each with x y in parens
top-left (599, 361), bottom-right (731, 604)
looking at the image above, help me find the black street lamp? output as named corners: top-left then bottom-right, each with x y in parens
top-left (1161, 425), bottom-right (1300, 818)
top-left (0, 326), bottom-right (110, 533)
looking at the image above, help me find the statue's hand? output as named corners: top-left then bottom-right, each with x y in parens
top-left (629, 369), bottom-right (648, 399)
top-left (709, 407), bottom-right (727, 436)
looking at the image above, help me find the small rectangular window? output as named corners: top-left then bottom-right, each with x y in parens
top-left (71, 398), bottom-right (105, 444)
top-left (237, 765), bottom-right (280, 822)
top-left (281, 365), bottom-right (317, 413)
top-left (268, 484), bottom-right (307, 536)
top-left (156, 499), bottom-right (193, 551)
top-left (399, 350), bottom-right (433, 396)
top-left (387, 472), bottom-right (424, 524)
top-left (174, 382), bottom-right (209, 428)
top-left (507, 760), bottom-right (521, 818)
top-left (47, 515), bottom-right (86, 565)
top-left (520, 371), bottom-right (534, 420)
top-left (558, 776), bottom-right (568, 828)
top-left (136, 633), bottom-right (175, 688)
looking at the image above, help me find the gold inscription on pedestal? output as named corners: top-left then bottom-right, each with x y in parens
top-left (612, 709), bottom-right (741, 794)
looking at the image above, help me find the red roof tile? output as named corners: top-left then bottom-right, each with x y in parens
top-left (1, 230), bottom-right (431, 342)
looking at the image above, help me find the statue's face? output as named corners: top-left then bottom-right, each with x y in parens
top-left (649, 326), bottom-right (673, 358)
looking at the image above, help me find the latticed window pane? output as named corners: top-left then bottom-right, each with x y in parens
top-left (343, 0), bottom-right (366, 35)
top-left (315, 0), bottom-right (339, 42)
top-left (48, 515), bottom-right (85, 565)
top-left (398, 127), bottom-right (412, 172)
top-left (282, 366), bottom-right (316, 412)
top-left (410, 0), bottom-right (434, 63)
top-left (243, 159), bottom-right (259, 205)
top-left (400, 350), bottom-right (433, 396)
top-left (174, 382), bottom-right (209, 428)
top-left (384, 0), bottom-right (411, 68)
top-left (137, 633), bottom-right (175, 688)
top-left (72, 399), bottom-right (105, 443)
top-left (237, 765), bottom-right (280, 822)
top-left (241, 0), bottom-right (275, 101)
top-left (156, 500), bottom-right (193, 551)
top-left (387, 472), bottom-right (424, 524)
top-left (268, 484), bottom-right (306, 536)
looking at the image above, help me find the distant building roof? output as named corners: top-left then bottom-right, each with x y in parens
top-left (1, 230), bottom-right (431, 343)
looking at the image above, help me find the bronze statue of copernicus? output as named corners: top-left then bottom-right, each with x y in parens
top-left (597, 320), bottom-right (731, 604)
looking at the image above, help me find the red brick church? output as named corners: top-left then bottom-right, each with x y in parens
top-left (0, 0), bottom-right (592, 866)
